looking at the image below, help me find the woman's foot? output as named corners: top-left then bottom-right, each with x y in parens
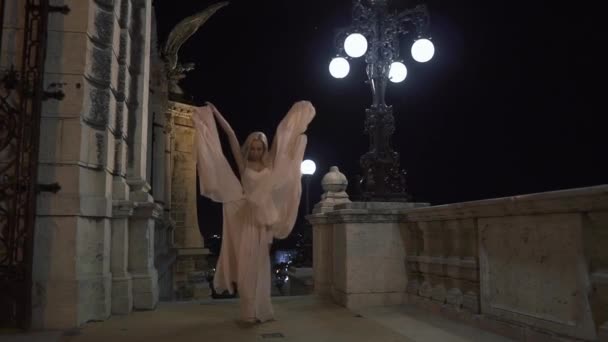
top-left (236, 316), bottom-right (275, 327)
top-left (235, 318), bottom-right (257, 328)
top-left (256, 317), bottom-right (275, 324)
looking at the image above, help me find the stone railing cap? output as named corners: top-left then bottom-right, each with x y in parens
top-left (402, 185), bottom-right (608, 221)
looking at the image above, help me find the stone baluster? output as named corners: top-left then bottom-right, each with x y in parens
top-left (405, 222), bottom-right (423, 296)
top-left (460, 218), bottom-right (480, 313)
top-left (417, 221), bottom-right (434, 299)
top-left (586, 212), bottom-right (608, 338)
top-left (445, 220), bottom-right (465, 309)
top-left (429, 221), bottom-right (448, 304)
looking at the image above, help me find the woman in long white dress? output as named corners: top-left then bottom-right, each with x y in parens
top-left (192, 100), bottom-right (315, 323)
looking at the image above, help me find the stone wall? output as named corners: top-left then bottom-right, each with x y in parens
top-left (31, 0), bottom-right (125, 328)
top-left (0, 0), bottom-right (215, 330)
top-left (310, 185), bottom-right (608, 341)
top-left (0, 0), bottom-right (172, 329)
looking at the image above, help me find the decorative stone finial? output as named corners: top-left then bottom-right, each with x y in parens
top-left (321, 166), bottom-right (348, 193)
top-left (313, 166), bottom-right (351, 214)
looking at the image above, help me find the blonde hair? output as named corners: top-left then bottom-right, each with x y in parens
top-left (241, 131), bottom-right (271, 168)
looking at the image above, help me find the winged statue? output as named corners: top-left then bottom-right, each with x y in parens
top-left (162, 1), bottom-right (229, 94)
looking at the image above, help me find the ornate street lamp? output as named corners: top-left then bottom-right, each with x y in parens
top-left (329, 0), bottom-right (434, 201)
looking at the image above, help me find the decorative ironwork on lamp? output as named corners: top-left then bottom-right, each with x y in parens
top-left (329, 0), bottom-right (435, 201)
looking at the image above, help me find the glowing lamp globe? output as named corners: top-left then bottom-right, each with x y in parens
top-left (411, 38), bottom-right (435, 63)
top-left (301, 159), bottom-right (316, 175)
top-left (329, 57), bottom-right (350, 78)
top-left (388, 62), bottom-right (407, 83)
top-left (344, 33), bottom-right (368, 58)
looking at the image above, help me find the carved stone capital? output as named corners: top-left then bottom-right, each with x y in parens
top-left (132, 202), bottom-right (162, 219)
top-left (112, 200), bottom-right (134, 218)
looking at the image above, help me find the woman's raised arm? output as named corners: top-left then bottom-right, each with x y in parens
top-left (206, 102), bottom-right (244, 173)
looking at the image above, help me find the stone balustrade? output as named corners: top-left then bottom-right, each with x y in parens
top-left (309, 183), bottom-right (608, 341)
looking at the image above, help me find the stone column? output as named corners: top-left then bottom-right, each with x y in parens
top-left (150, 93), bottom-right (167, 207)
top-left (147, 5), bottom-right (175, 301)
top-left (167, 101), bottom-right (209, 300)
top-left (124, 0), bottom-right (161, 310)
top-left (167, 101), bottom-right (204, 249)
top-left (109, 0), bottom-right (134, 316)
top-left (127, 0), bottom-right (152, 183)
top-left (165, 116), bottom-right (174, 212)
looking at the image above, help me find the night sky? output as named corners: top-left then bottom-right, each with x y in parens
top-left (153, 0), bottom-right (607, 241)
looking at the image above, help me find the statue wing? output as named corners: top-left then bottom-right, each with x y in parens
top-left (162, 1), bottom-right (229, 70)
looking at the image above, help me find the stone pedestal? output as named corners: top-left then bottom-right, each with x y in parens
top-left (31, 216), bottom-right (112, 329)
top-left (309, 201), bottom-right (429, 310)
top-left (174, 248), bottom-right (211, 300)
top-left (310, 166), bottom-right (350, 297)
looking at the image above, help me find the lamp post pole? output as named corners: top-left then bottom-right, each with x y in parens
top-left (305, 175), bottom-right (311, 216)
top-left (301, 159), bottom-right (316, 215)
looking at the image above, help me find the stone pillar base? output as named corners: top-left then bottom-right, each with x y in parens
top-left (79, 274), bottom-right (112, 323)
top-left (174, 248), bottom-right (210, 300)
top-left (129, 195), bottom-right (161, 310)
top-left (31, 275), bottom-right (111, 330)
top-left (132, 270), bottom-right (159, 310)
top-left (323, 202), bottom-right (428, 311)
top-left (31, 280), bottom-right (78, 330)
top-left (111, 275), bottom-right (133, 315)
top-left (309, 201), bottom-right (430, 312)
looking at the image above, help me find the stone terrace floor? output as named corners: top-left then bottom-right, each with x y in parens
top-left (2, 296), bottom-right (514, 342)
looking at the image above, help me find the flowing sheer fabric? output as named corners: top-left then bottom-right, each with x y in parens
top-left (192, 101), bottom-right (315, 322)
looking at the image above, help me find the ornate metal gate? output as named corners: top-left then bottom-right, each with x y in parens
top-left (0, 0), bottom-right (50, 329)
